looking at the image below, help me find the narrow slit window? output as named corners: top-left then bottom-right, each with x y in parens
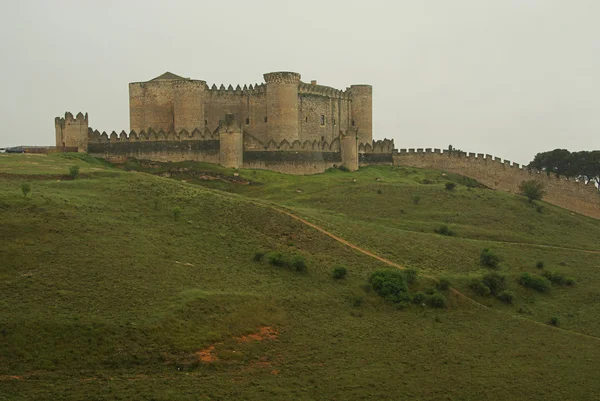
top-left (205, 119), bottom-right (208, 126)
top-left (320, 115), bottom-right (325, 126)
top-left (351, 120), bottom-right (356, 127)
top-left (333, 118), bottom-right (336, 126)
top-left (245, 118), bottom-right (250, 125)
top-left (264, 116), bottom-right (268, 123)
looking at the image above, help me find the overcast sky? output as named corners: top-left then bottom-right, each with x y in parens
top-left (1, 0), bottom-right (599, 164)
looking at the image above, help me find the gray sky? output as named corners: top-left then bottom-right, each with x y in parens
top-left (1, 0), bottom-right (599, 164)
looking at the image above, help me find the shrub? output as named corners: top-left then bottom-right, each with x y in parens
top-left (445, 182), bottom-right (456, 191)
top-left (253, 251), bottom-right (265, 262)
top-left (172, 206), bottom-right (181, 221)
top-left (332, 266), bottom-right (348, 280)
top-left (470, 280), bottom-right (491, 297)
top-left (412, 292), bottom-right (427, 305)
top-left (519, 273), bottom-right (551, 293)
top-left (482, 272), bottom-right (507, 296)
top-left (377, 189), bottom-right (382, 195)
top-left (153, 199), bottom-right (160, 210)
top-left (437, 277), bottom-right (451, 291)
top-left (422, 179), bottom-right (433, 185)
top-left (428, 293), bottom-right (448, 308)
top-left (69, 165), bottom-right (80, 179)
top-left (412, 195), bottom-right (421, 205)
top-left (338, 165), bottom-right (350, 172)
top-left (290, 255), bottom-right (307, 272)
top-left (536, 261), bottom-right (544, 269)
top-left (519, 180), bottom-right (546, 202)
top-left (480, 248), bottom-right (500, 268)
top-left (21, 183), bottom-right (31, 198)
top-left (497, 290), bottom-right (515, 304)
top-left (549, 316), bottom-right (560, 326)
top-left (348, 294), bottom-right (364, 307)
top-left (425, 288), bottom-right (436, 295)
top-left (403, 268), bottom-right (418, 284)
top-left (368, 269), bottom-right (410, 303)
top-left (434, 225), bottom-right (455, 236)
top-left (542, 271), bottom-right (574, 286)
top-left (267, 252), bottom-right (286, 267)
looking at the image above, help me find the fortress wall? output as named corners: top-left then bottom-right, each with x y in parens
top-left (129, 81), bottom-right (175, 133)
top-left (299, 94), bottom-right (339, 143)
top-left (242, 151), bottom-right (341, 174)
top-left (393, 150), bottom-right (600, 219)
top-left (88, 140), bottom-right (220, 164)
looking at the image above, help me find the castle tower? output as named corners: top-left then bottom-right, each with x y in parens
top-left (349, 85), bottom-right (373, 144)
top-left (340, 128), bottom-right (359, 171)
top-left (264, 71), bottom-right (301, 142)
top-left (174, 80), bottom-right (206, 133)
top-left (55, 112), bottom-right (89, 152)
top-left (219, 114), bottom-right (243, 169)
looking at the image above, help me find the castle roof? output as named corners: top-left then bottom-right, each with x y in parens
top-left (150, 72), bottom-right (188, 81)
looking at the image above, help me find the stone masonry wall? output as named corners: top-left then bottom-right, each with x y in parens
top-left (394, 149), bottom-right (600, 219)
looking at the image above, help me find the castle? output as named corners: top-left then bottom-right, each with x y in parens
top-left (54, 71), bottom-right (600, 219)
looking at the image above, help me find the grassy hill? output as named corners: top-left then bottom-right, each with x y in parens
top-left (2, 154), bottom-right (600, 400)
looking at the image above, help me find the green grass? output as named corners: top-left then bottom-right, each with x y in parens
top-left (2, 154), bottom-right (600, 400)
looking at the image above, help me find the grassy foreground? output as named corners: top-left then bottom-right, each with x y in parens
top-left (1, 154), bottom-right (600, 400)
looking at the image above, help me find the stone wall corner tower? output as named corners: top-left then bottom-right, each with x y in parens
top-left (55, 112), bottom-right (89, 152)
top-left (349, 84), bottom-right (373, 144)
top-left (264, 71), bottom-right (301, 142)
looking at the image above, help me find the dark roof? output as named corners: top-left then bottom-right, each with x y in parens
top-left (150, 72), bottom-right (188, 81)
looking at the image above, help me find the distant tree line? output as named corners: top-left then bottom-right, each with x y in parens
top-left (529, 149), bottom-right (600, 187)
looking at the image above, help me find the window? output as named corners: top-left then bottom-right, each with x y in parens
top-left (245, 118), bottom-right (250, 125)
top-left (305, 116), bottom-right (308, 122)
top-left (351, 120), bottom-right (356, 127)
top-left (333, 118), bottom-right (336, 126)
top-left (320, 115), bottom-right (325, 126)
top-left (264, 116), bottom-right (268, 123)
top-left (205, 119), bottom-right (208, 126)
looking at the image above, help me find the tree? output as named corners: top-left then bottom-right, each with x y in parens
top-left (529, 149), bottom-right (600, 187)
top-left (21, 183), bottom-right (31, 198)
top-left (519, 180), bottom-right (546, 202)
top-left (69, 165), bottom-right (80, 179)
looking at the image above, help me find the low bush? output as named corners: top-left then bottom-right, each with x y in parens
top-left (519, 273), bottom-right (551, 293)
top-left (369, 270), bottom-right (410, 303)
top-left (290, 255), bottom-right (307, 272)
top-left (21, 183), bottom-right (31, 198)
top-left (69, 165), bottom-right (80, 179)
top-left (377, 189), bottom-right (382, 195)
top-left (436, 277), bottom-right (451, 291)
top-left (412, 292), bottom-right (427, 305)
top-left (549, 316), bottom-right (560, 326)
top-left (338, 165), bottom-right (350, 172)
top-left (348, 294), bottom-right (364, 307)
top-left (267, 252), bottom-right (286, 267)
top-left (536, 261), bottom-right (544, 269)
top-left (253, 251), bottom-right (265, 262)
top-left (542, 271), bottom-right (575, 286)
top-left (427, 293), bottom-right (448, 308)
top-left (172, 206), bottom-right (181, 221)
top-left (482, 272), bottom-right (507, 296)
top-left (332, 266), bottom-right (348, 280)
top-left (434, 225), bottom-right (455, 236)
top-left (480, 248), bottom-right (500, 268)
top-left (412, 195), bottom-right (421, 205)
top-left (497, 290), bottom-right (515, 304)
top-left (470, 279), bottom-right (491, 297)
top-left (445, 182), bottom-right (456, 191)
top-left (404, 268), bottom-right (418, 284)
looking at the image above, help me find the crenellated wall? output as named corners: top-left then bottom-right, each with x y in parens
top-left (394, 149), bottom-right (600, 219)
top-left (55, 112), bottom-right (89, 152)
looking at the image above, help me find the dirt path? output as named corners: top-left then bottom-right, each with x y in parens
top-left (268, 204), bottom-right (600, 343)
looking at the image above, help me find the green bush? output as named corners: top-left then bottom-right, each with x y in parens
top-left (69, 165), bottom-right (80, 179)
top-left (332, 266), bottom-right (348, 280)
top-left (253, 251), bottom-right (265, 262)
top-left (290, 255), bottom-right (307, 272)
top-left (267, 252), bottom-right (286, 267)
top-left (338, 165), bottom-right (350, 172)
top-left (436, 277), bottom-right (451, 291)
top-left (427, 293), bottom-right (448, 308)
top-left (519, 180), bottom-right (546, 202)
top-left (403, 268), bottom-right (418, 284)
top-left (412, 195), bottom-right (421, 205)
top-left (536, 261), bottom-right (544, 269)
top-left (519, 273), bottom-right (551, 293)
top-left (434, 225), bottom-right (455, 236)
top-left (480, 248), bottom-right (500, 268)
top-left (172, 206), bottom-right (181, 221)
top-left (21, 183), bottom-right (31, 198)
top-left (549, 316), bottom-right (560, 326)
top-left (369, 269), bottom-right (410, 303)
top-left (425, 288), bottom-right (436, 295)
top-left (377, 189), bottom-right (382, 195)
top-left (470, 280), bottom-right (491, 297)
top-left (348, 294), bottom-right (364, 307)
top-left (482, 272), bottom-right (507, 296)
top-left (497, 290), bottom-right (515, 304)
top-left (412, 292), bottom-right (427, 305)
top-left (445, 182), bottom-right (456, 191)
top-left (542, 271), bottom-right (575, 286)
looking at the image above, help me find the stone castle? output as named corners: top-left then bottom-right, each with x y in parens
top-left (54, 71), bottom-right (599, 219)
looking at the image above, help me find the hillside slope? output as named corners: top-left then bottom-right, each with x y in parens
top-left (2, 154), bottom-right (600, 400)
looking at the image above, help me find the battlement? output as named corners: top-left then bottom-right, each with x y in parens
top-left (55, 111), bottom-right (88, 128)
top-left (298, 82), bottom-right (349, 99)
top-left (243, 133), bottom-right (341, 152)
top-left (263, 71), bottom-right (301, 84)
top-left (359, 139), bottom-right (395, 154)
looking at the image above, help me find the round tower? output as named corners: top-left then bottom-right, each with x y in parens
top-left (264, 71), bottom-right (301, 142)
top-left (349, 85), bottom-right (373, 144)
top-left (174, 80), bottom-right (206, 134)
